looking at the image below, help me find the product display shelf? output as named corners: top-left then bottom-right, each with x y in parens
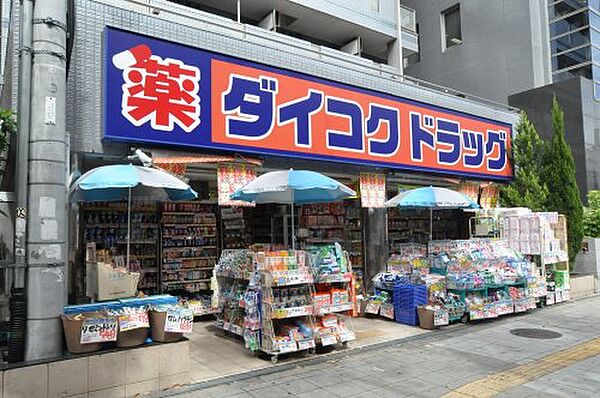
top-left (221, 207), bottom-right (249, 249)
top-left (308, 245), bottom-right (356, 348)
top-left (214, 249), bottom-right (255, 338)
top-left (298, 203), bottom-right (345, 248)
top-left (258, 252), bottom-right (317, 363)
top-left (160, 202), bottom-right (218, 295)
top-left (387, 209), bottom-right (460, 251)
top-left (500, 212), bottom-right (569, 306)
top-left (81, 202), bottom-right (160, 294)
top-left (344, 202), bottom-right (365, 295)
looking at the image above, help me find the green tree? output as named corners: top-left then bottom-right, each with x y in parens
top-left (583, 191), bottom-right (600, 238)
top-left (499, 111), bottom-right (548, 211)
top-left (0, 108), bottom-right (16, 153)
top-left (541, 97), bottom-right (584, 263)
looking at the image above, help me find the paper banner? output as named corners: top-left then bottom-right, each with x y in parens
top-left (457, 183), bottom-right (479, 202)
top-left (359, 173), bottom-right (386, 208)
top-left (480, 185), bottom-right (499, 209)
top-left (217, 163), bottom-right (257, 207)
top-left (156, 163), bottom-right (187, 177)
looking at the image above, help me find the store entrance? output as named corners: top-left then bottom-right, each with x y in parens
top-left (244, 204), bottom-right (297, 248)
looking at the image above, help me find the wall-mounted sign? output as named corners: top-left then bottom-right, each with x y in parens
top-left (104, 28), bottom-right (513, 181)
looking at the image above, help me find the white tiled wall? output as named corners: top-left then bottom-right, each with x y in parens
top-left (1, 340), bottom-right (190, 398)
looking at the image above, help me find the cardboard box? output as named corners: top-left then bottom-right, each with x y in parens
top-left (86, 262), bottom-right (140, 301)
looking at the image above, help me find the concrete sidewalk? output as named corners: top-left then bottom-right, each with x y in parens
top-left (188, 316), bottom-right (428, 382)
top-left (165, 295), bottom-right (600, 397)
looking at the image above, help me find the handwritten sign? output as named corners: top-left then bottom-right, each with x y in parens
top-left (164, 309), bottom-right (194, 333)
top-left (118, 311), bottom-right (149, 332)
top-left (321, 334), bottom-right (338, 346)
top-left (81, 317), bottom-right (118, 344)
top-left (365, 302), bottom-right (381, 314)
top-left (379, 303), bottom-right (395, 319)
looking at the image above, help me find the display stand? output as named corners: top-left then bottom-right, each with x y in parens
top-left (257, 251), bottom-right (316, 363)
top-left (160, 202), bottom-right (218, 295)
top-left (220, 207), bottom-right (248, 249)
top-left (214, 250), bottom-right (254, 337)
top-left (307, 245), bottom-right (356, 348)
top-left (500, 212), bottom-right (569, 306)
top-left (344, 201), bottom-right (365, 292)
top-left (82, 202), bottom-right (159, 294)
top-left (214, 247), bottom-right (355, 361)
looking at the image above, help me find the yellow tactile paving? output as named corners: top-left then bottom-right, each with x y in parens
top-left (442, 336), bottom-right (600, 397)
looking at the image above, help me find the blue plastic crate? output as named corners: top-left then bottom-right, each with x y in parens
top-left (394, 308), bottom-right (419, 326)
top-left (392, 285), bottom-right (427, 310)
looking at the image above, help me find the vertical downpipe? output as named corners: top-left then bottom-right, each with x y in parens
top-left (9, 0), bottom-right (34, 364)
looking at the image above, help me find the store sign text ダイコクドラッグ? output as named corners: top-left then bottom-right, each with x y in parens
top-left (104, 27), bottom-right (512, 181)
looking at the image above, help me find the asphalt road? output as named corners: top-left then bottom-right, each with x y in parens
top-left (163, 295), bottom-right (600, 397)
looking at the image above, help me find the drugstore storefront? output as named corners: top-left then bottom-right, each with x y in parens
top-left (72, 27), bottom-right (515, 300)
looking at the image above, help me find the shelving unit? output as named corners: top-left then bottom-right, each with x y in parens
top-left (160, 202), bottom-right (218, 295)
top-left (214, 250), bottom-right (255, 337)
top-left (298, 203), bottom-right (345, 247)
top-left (81, 202), bottom-right (159, 294)
top-left (344, 201), bottom-right (365, 293)
top-left (388, 208), bottom-right (461, 253)
top-left (220, 207), bottom-right (249, 249)
top-left (258, 251), bottom-right (316, 363)
top-left (307, 245), bottom-right (356, 348)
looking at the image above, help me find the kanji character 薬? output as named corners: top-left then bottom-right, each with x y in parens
top-left (366, 104), bottom-right (400, 157)
top-left (113, 44), bottom-right (201, 132)
top-left (462, 130), bottom-right (485, 168)
top-left (223, 75), bottom-right (278, 139)
top-left (410, 112), bottom-right (435, 162)
top-left (436, 119), bottom-right (461, 165)
top-left (278, 89), bottom-right (323, 147)
top-left (326, 97), bottom-right (364, 152)
top-left (486, 130), bottom-right (508, 171)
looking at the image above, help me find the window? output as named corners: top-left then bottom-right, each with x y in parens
top-left (370, 0), bottom-right (380, 12)
top-left (442, 4), bottom-right (462, 51)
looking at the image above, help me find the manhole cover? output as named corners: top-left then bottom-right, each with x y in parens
top-left (509, 328), bottom-right (562, 339)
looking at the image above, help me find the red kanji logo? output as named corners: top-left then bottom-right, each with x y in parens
top-left (112, 44), bottom-right (201, 132)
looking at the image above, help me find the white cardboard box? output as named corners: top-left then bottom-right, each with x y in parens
top-left (86, 262), bottom-right (140, 301)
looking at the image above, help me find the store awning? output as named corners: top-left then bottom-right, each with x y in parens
top-left (151, 149), bottom-right (263, 166)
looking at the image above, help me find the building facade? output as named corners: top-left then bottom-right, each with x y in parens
top-left (0, 0), bottom-right (518, 361)
top-left (510, 76), bottom-right (600, 200)
top-left (402, 0), bottom-right (553, 105)
top-left (548, 0), bottom-right (600, 99)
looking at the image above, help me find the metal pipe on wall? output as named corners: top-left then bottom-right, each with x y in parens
top-left (9, 0), bottom-right (35, 364)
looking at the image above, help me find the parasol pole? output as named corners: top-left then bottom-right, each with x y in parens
top-left (127, 186), bottom-right (131, 268)
top-left (429, 207), bottom-right (433, 242)
top-left (291, 203), bottom-right (295, 250)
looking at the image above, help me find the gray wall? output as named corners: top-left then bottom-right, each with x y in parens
top-left (509, 77), bottom-right (600, 203)
top-left (404, 0), bottom-right (552, 104)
